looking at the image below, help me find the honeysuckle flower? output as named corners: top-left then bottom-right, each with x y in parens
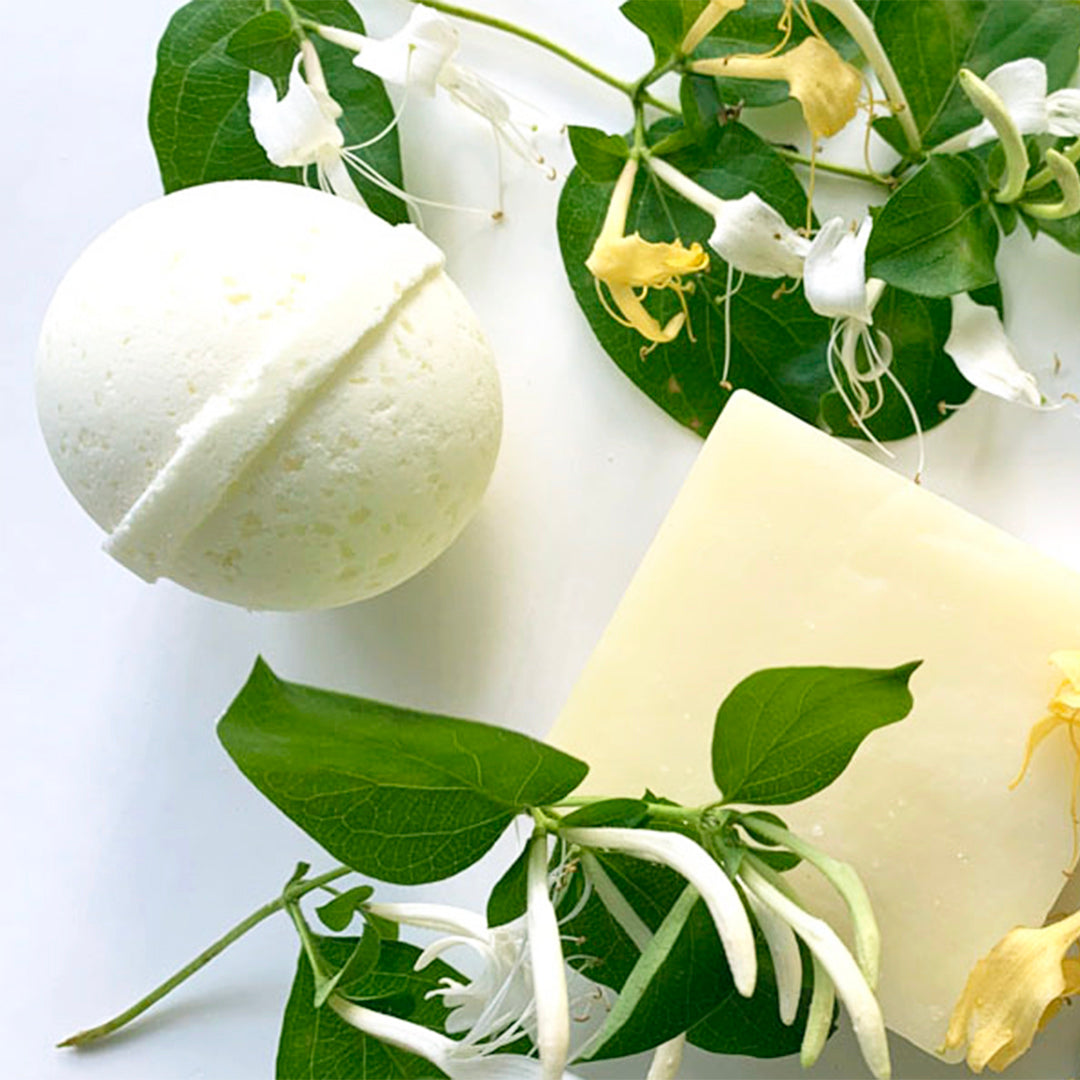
top-left (648, 156), bottom-right (809, 279)
top-left (1021, 148), bottom-right (1080, 220)
top-left (329, 996), bottom-right (585, 1080)
top-left (811, 0), bottom-right (920, 151)
top-left (247, 49), bottom-right (365, 206)
top-left (1009, 651), bottom-right (1080, 865)
top-left (318, 9), bottom-right (549, 179)
top-left (942, 908), bottom-right (1080, 1072)
top-left (956, 68), bottom-right (1029, 203)
top-left (738, 863), bottom-right (891, 1080)
top-left (803, 216), bottom-right (873, 323)
top-left (585, 158), bottom-right (710, 345)
top-left (692, 37), bottom-right (862, 138)
top-left (742, 886), bottom-right (803, 1024)
top-left (800, 954), bottom-right (836, 1067)
top-left (952, 59), bottom-right (1080, 151)
top-left (561, 825), bottom-right (757, 996)
top-left (645, 1034), bottom-right (686, 1080)
top-left (526, 834), bottom-right (570, 1080)
top-left (680, 0), bottom-right (746, 54)
top-left (944, 293), bottom-right (1044, 407)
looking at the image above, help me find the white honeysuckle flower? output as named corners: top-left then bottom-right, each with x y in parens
top-left (944, 293), bottom-right (1044, 407)
top-left (247, 53), bottom-right (366, 206)
top-left (803, 216), bottom-right (874, 323)
top-left (527, 834), bottom-right (571, 1080)
top-left (960, 58), bottom-right (1080, 149)
top-left (645, 1033), bottom-right (686, 1080)
top-left (800, 954), bottom-right (836, 1068)
top-left (738, 864), bottom-right (891, 1080)
top-left (648, 156), bottom-right (810, 278)
top-left (318, 9), bottom-right (549, 179)
top-left (329, 996), bottom-right (585, 1080)
top-left (742, 885), bottom-right (803, 1025)
top-left (561, 826), bottom-right (757, 997)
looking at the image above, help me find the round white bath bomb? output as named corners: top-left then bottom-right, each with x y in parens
top-left (36, 180), bottom-right (502, 610)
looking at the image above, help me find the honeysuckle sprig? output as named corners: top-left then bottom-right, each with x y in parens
top-left (956, 67), bottom-right (1030, 204)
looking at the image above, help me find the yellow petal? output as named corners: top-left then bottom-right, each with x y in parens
top-left (1051, 649), bottom-right (1080, 707)
top-left (603, 281), bottom-right (685, 344)
top-left (586, 233), bottom-right (709, 289)
top-left (694, 37), bottom-right (862, 138)
top-left (1009, 711), bottom-right (1069, 789)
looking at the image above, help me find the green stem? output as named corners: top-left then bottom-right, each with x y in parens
top-left (58, 866), bottom-right (353, 1048)
top-left (417, 0), bottom-right (636, 98)
top-left (777, 148), bottom-right (895, 189)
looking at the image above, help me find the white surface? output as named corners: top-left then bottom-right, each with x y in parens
top-left (550, 390), bottom-right (1080, 1054)
top-left (4, 2), bottom-right (1080, 1079)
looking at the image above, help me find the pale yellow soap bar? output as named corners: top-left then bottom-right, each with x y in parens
top-left (550, 391), bottom-right (1080, 1055)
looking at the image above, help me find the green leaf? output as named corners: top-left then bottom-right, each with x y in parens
top-left (312, 922), bottom-right (382, 1007)
top-left (561, 799), bottom-right (650, 829)
top-left (712, 663), bottom-right (920, 805)
top-left (149, 0), bottom-right (407, 223)
top-left (818, 283), bottom-right (975, 441)
top-left (316, 886), bottom-right (375, 933)
top-left (277, 938), bottom-right (456, 1079)
top-left (620, 0), bottom-right (708, 61)
top-left (226, 10), bottom-right (297, 78)
top-left (567, 126), bottom-right (630, 182)
top-left (866, 156), bottom-right (999, 296)
top-left (486, 844), bottom-right (530, 928)
top-left (680, 74), bottom-right (723, 138)
top-left (558, 121), bottom-right (835, 438)
top-left (868, 0), bottom-right (1080, 152)
top-left (693, 0), bottom-right (858, 108)
top-left (1031, 210), bottom-right (1080, 254)
top-left (218, 659), bottom-right (588, 884)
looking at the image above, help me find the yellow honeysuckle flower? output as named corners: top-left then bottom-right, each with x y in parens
top-left (681, 0), bottom-right (747, 55)
top-left (943, 909), bottom-right (1080, 1072)
top-left (1010, 650), bottom-right (1080, 866)
top-left (693, 37), bottom-right (861, 138)
top-left (584, 158), bottom-right (709, 345)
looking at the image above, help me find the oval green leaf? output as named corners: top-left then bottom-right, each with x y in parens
top-left (712, 662), bottom-right (920, 805)
top-left (218, 659), bottom-right (588, 884)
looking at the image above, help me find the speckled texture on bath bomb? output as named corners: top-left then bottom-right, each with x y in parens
top-left (36, 180), bottom-right (502, 610)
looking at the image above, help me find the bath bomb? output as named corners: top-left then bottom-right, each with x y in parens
top-left (36, 180), bottom-right (502, 610)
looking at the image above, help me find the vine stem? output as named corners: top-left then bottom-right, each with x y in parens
top-left (776, 148), bottom-right (895, 189)
top-left (57, 866), bottom-right (353, 1048)
top-left (416, 0), bottom-right (646, 103)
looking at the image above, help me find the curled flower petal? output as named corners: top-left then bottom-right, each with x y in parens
top-left (1047, 87), bottom-right (1080, 136)
top-left (562, 826), bottom-right (757, 997)
top-left (943, 910), bottom-right (1080, 1072)
top-left (944, 294), bottom-right (1043, 407)
top-left (739, 865), bottom-right (890, 1080)
top-left (694, 37), bottom-right (861, 138)
top-left (365, 901), bottom-right (489, 941)
top-left (742, 885), bottom-right (803, 1025)
top-left (247, 55), bottom-right (343, 168)
top-left (957, 68), bottom-right (1029, 202)
top-left (585, 159), bottom-right (709, 344)
top-left (804, 217), bottom-right (873, 322)
top-left (970, 58), bottom-right (1050, 146)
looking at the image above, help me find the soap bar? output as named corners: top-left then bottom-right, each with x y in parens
top-left (549, 391), bottom-right (1080, 1054)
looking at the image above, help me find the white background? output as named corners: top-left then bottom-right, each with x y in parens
top-left (5, 2), bottom-right (1080, 1078)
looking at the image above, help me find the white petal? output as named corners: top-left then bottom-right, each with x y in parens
top-left (645, 1034), bottom-right (686, 1080)
top-left (985, 57), bottom-right (1050, 134)
top-left (945, 293), bottom-right (1043, 406)
top-left (365, 900), bottom-right (491, 941)
top-left (562, 827), bottom-right (757, 997)
top-left (329, 997), bottom-right (458, 1067)
top-left (526, 835), bottom-right (570, 1080)
top-left (1047, 88), bottom-right (1080, 136)
top-left (709, 193), bottom-right (811, 279)
top-left (739, 867), bottom-right (890, 1080)
top-left (247, 56), bottom-right (342, 168)
top-left (351, 7), bottom-right (458, 96)
top-left (804, 216), bottom-right (872, 322)
top-left (742, 885), bottom-right (803, 1024)
top-left (448, 1055), bottom-right (584, 1080)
